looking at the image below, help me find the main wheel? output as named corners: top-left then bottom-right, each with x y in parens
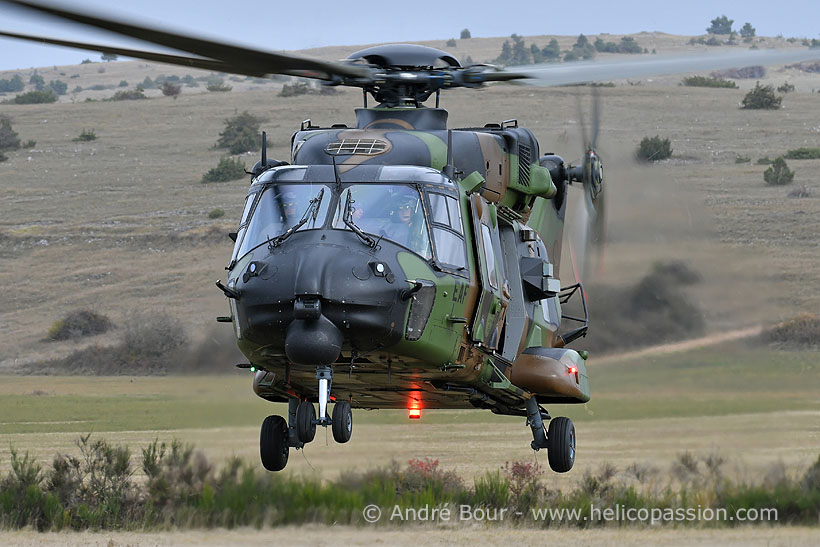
top-left (547, 416), bottom-right (576, 473)
top-left (296, 401), bottom-right (316, 443)
top-left (331, 401), bottom-right (353, 443)
top-left (260, 415), bottom-right (289, 471)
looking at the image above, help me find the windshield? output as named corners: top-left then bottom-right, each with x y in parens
top-left (237, 183), bottom-right (330, 258)
top-left (333, 184), bottom-right (432, 259)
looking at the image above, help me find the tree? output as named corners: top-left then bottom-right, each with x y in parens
top-left (763, 157), bottom-right (794, 185)
top-left (740, 22), bottom-right (756, 39)
top-left (161, 81), bottom-right (182, 98)
top-left (29, 72), bottom-right (45, 90)
top-left (0, 115), bottom-right (21, 151)
top-left (707, 15), bottom-right (734, 35)
top-left (0, 74), bottom-right (24, 93)
top-left (460, 28), bottom-right (471, 39)
top-left (541, 39), bottom-right (560, 60)
top-left (216, 111), bottom-right (260, 154)
top-left (101, 53), bottom-right (118, 62)
top-left (741, 82), bottom-right (781, 109)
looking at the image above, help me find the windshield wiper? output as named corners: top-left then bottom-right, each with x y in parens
top-left (267, 187), bottom-right (324, 250)
top-left (343, 191), bottom-right (377, 248)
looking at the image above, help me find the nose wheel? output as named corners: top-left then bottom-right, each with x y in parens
top-left (525, 396), bottom-right (576, 473)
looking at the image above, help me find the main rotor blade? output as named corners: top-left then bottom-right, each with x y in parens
top-left (1, 0), bottom-right (370, 80)
top-left (515, 48), bottom-right (820, 86)
top-left (0, 30), bottom-right (248, 75)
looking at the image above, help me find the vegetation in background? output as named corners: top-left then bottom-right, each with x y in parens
top-left (118, 80), bottom-right (128, 87)
top-left (593, 36), bottom-right (644, 54)
top-left (763, 157), bottom-right (794, 185)
top-left (100, 52), bottom-right (118, 62)
top-left (215, 111), bottom-right (260, 154)
top-left (740, 23), bottom-right (756, 41)
top-left (161, 81), bottom-right (182, 98)
top-left (72, 128), bottom-right (97, 142)
top-left (742, 82), bottom-right (782, 109)
top-left (681, 75), bottom-right (737, 88)
top-left (1, 438), bottom-right (817, 531)
top-left (495, 34), bottom-right (563, 65)
top-left (202, 157), bottom-right (247, 183)
top-left (8, 89), bottom-right (57, 104)
top-left (106, 89), bottom-right (147, 101)
top-left (446, 38), bottom-right (456, 48)
top-left (0, 74), bottom-right (25, 92)
top-left (206, 79), bottom-right (232, 92)
top-left (278, 80), bottom-right (338, 97)
top-left (707, 15), bottom-right (734, 34)
top-left (762, 314), bottom-right (820, 348)
top-left (0, 115), bottom-right (21, 151)
top-left (47, 310), bottom-right (113, 341)
top-left (734, 155), bottom-right (751, 163)
top-left (563, 34), bottom-right (596, 62)
top-left (712, 66), bottom-right (765, 79)
top-left (636, 135), bottom-right (672, 162)
top-left (756, 156), bottom-right (773, 165)
top-left (777, 82), bottom-right (795, 94)
top-left (460, 28), bottom-right (471, 39)
top-left (0, 151), bottom-right (6, 162)
top-left (783, 147), bottom-right (820, 160)
top-left (208, 208), bottom-right (225, 219)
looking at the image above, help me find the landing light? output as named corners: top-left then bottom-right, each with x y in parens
top-left (408, 409), bottom-right (422, 419)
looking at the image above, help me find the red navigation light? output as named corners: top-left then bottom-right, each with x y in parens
top-left (408, 408), bottom-right (422, 419)
top-left (568, 366), bottom-right (578, 374)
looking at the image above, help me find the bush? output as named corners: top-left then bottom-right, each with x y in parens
top-left (783, 147), bottom-right (820, 159)
top-left (161, 81), bottom-right (182, 98)
top-left (216, 111), bottom-right (260, 154)
top-left (712, 66), bottom-right (765, 79)
top-left (741, 82), bottom-right (781, 109)
top-left (445, 38), bottom-right (456, 48)
top-left (106, 89), bottom-right (146, 101)
top-left (29, 72), bottom-right (45, 89)
top-left (0, 74), bottom-right (25, 92)
top-left (460, 28), bottom-right (471, 39)
top-left (707, 15), bottom-right (733, 34)
top-left (47, 80), bottom-right (67, 95)
top-left (763, 157), bottom-right (794, 185)
top-left (206, 81), bottom-right (232, 92)
top-left (777, 82), bottom-right (795, 93)
top-left (72, 128), bottom-right (97, 142)
top-left (762, 313), bottom-right (820, 347)
top-left (0, 151), bottom-right (7, 163)
top-left (141, 76), bottom-right (155, 89)
top-left (636, 135), bottom-right (672, 162)
top-left (756, 156), bottom-right (774, 165)
top-left (202, 157), bottom-right (246, 183)
top-left (734, 155), bottom-right (750, 163)
top-left (118, 80), bottom-right (128, 87)
top-left (681, 75), bottom-right (737, 88)
top-left (0, 115), bottom-right (21, 151)
top-left (208, 208), bottom-right (225, 219)
top-left (47, 309), bottom-right (113, 341)
top-left (739, 22), bottom-right (755, 39)
top-left (12, 89), bottom-right (57, 104)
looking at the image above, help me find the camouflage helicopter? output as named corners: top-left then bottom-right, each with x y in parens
top-left (4, 0), bottom-right (819, 474)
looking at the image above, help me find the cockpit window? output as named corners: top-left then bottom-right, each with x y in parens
top-left (237, 183), bottom-right (330, 259)
top-left (333, 184), bottom-right (432, 260)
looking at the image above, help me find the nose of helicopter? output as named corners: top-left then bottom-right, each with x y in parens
top-left (233, 232), bottom-right (410, 362)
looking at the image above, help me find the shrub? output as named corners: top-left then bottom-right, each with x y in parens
top-left (72, 128), bottom-right (97, 142)
top-left (106, 89), bottom-right (146, 101)
top-left (734, 155), bottom-right (751, 163)
top-left (118, 80), bottom-right (128, 87)
top-left (202, 157), bottom-right (246, 183)
top-left (0, 74), bottom-right (25, 92)
top-left (141, 76), bottom-right (155, 89)
top-left (739, 22), bottom-right (755, 39)
top-left (446, 38), bottom-right (456, 48)
top-left (712, 66), bottom-right (765, 79)
top-left (741, 82), bottom-right (781, 109)
top-left (208, 208), bottom-right (225, 219)
top-left (47, 80), bottom-right (67, 95)
top-left (100, 52), bottom-right (118, 62)
top-left (636, 135), bottom-right (672, 162)
top-left (29, 72), bottom-right (45, 89)
top-left (756, 156), bottom-right (773, 165)
top-left (47, 309), bottom-right (113, 341)
top-left (21, 139), bottom-right (35, 148)
top-left (206, 81), bottom-right (232, 92)
top-left (681, 75), bottom-right (737, 88)
top-left (707, 15), bottom-right (733, 34)
top-left (763, 157), bottom-right (794, 185)
top-left (12, 89), bottom-right (57, 104)
top-left (80, 58), bottom-right (92, 64)
top-left (762, 313), bottom-right (820, 347)
top-left (0, 115), bottom-right (21, 151)
top-left (161, 81), bottom-right (182, 98)
top-left (460, 28), bottom-right (471, 39)
top-left (0, 151), bottom-right (7, 162)
top-left (783, 147), bottom-right (820, 159)
top-left (777, 81), bottom-right (795, 93)
top-left (215, 111), bottom-right (260, 154)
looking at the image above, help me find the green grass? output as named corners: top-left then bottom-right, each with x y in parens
top-left (1, 345), bottom-right (817, 435)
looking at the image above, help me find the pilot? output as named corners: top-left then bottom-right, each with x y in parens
top-left (278, 190), bottom-right (298, 224)
top-left (382, 194), bottom-right (418, 248)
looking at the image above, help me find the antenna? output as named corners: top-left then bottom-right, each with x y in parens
top-left (261, 131), bottom-right (267, 166)
top-left (331, 155), bottom-right (341, 188)
top-left (443, 129), bottom-right (455, 180)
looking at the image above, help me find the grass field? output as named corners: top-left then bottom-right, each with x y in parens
top-left (2, 342), bottom-right (817, 490)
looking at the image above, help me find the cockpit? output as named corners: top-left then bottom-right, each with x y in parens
top-left (229, 165), bottom-right (468, 274)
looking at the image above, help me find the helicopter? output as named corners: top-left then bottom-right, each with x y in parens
top-left (4, 0), bottom-right (819, 474)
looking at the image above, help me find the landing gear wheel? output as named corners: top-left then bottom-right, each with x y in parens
top-left (260, 415), bottom-right (289, 471)
top-left (296, 401), bottom-right (316, 443)
top-left (332, 401), bottom-right (353, 443)
top-left (547, 417), bottom-right (576, 473)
